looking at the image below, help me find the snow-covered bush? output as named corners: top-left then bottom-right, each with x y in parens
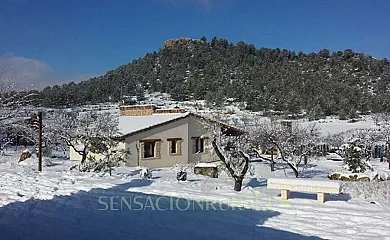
top-left (176, 171), bottom-right (187, 181)
top-left (140, 168), bottom-right (152, 179)
top-left (78, 141), bottom-right (130, 175)
top-left (343, 181), bottom-right (390, 203)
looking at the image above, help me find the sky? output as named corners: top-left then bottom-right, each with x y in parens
top-left (1, 0), bottom-right (390, 89)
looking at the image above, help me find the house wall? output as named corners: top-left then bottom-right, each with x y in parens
top-left (124, 117), bottom-right (189, 168)
top-left (187, 116), bottom-right (219, 164)
top-left (123, 115), bottom-right (218, 168)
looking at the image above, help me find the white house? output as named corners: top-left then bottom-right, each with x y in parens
top-left (70, 105), bottom-right (245, 168)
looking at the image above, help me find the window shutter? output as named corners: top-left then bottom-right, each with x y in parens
top-left (204, 138), bottom-right (209, 153)
top-left (140, 142), bottom-right (144, 159)
top-left (177, 140), bottom-right (182, 155)
top-left (155, 141), bottom-right (161, 158)
top-left (168, 140), bottom-right (172, 154)
top-left (192, 138), bottom-right (197, 154)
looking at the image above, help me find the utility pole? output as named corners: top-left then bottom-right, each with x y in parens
top-left (38, 111), bottom-right (43, 172)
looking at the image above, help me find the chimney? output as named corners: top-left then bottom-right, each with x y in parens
top-left (120, 105), bottom-right (156, 116)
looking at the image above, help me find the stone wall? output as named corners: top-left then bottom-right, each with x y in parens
top-left (119, 105), bottom-right (156, 116)
top-left (119, 105), bottom-right (187, 116)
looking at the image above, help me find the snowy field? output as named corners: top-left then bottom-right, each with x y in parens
top-left (1, 150), bottom-right (390, 240)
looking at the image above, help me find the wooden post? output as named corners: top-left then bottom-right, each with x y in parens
top-left (38, 111), bottom-right (43, 172)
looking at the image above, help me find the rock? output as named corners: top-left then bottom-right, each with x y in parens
top-left (328, 173), bottom-right (341, 180)
top-left (194, 166), bottom-right (218, 178)
top-left (329, 172), bottom-right (374, 182)
top-left (19, 150), bottom-right (32, 162)
top-left (163, 38), bottom-right (203, 48)
top-left (340, 176), bottom-right (352, 181)
top-left (349, 175), bottom-right (358, 181)
top-left (357, 177), bottom-right (370, 182)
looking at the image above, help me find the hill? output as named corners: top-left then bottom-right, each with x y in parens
top-left (38, 37), bottom-right (390, 118)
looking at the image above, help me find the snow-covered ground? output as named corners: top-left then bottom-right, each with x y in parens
top-left (1, 149), bottom-right (390, 240)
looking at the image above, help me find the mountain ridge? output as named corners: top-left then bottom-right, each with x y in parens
top-left (37, 36), bottom-right (390, 119)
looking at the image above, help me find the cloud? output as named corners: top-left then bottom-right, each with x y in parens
top-left (0, 53), bottom-right (99, 90)
top-left (0, 53), bottom-right (55, 90)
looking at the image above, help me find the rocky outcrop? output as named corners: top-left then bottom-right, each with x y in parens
top-left (163, 38), bottom-right (204, 48)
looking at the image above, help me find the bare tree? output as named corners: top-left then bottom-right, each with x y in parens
top-left (248, 118), bottom-right (320, 178)
top-left (47, 109), bottom-right (125, 172)
top-left (201, 113), bottom-right (250, 191)
top-left (212, 138), bottom-right (250, 191)
top-left (0, 58), bottom-right (37, 152)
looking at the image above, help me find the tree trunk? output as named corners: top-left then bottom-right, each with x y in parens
top-left (272, 142), bottom-right (299, 178)
top-left (81, 153), bottom-right (87, 165)
top-left (108, 156), bottom-right (112, 176)
top-left (234, 177), bottom-right (243, 191)
top-left (80, 146), bottom-right (88, 165)
top-left (271, 154), bottom-right (275, 172)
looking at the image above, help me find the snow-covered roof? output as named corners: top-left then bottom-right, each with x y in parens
top-left (118, 113), bottom-right (190, 137)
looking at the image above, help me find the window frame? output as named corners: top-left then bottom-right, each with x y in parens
top-left (192, 137), bottom-right (208, 154)
top-left (168, 138), bottom-right (182, 156)
top-left (140, 139), bottom-right (161, 160)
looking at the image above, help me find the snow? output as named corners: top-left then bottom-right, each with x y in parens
top-left (195, 162), bottom-right (218, 168)
top-left (354, 146), bottom-right (362, 151)
top-left (118, 113), bottom-right (190, 136)
top-left (312, 117), bottom-right (377, 136)
top-left (325, 152), bottom-right (344, 161)
top-left (268, 178), bottom-right (341, 189)
top-left (1, 150), bottom-right (390, 239)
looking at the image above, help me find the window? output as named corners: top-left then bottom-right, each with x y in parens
top-left (140, 139), bottom-right (161, 159)
top-left (144, 142), bottom-right (155, 158)
top-left (168, 138), bottom-right (182, 155)
top-left (192, 137), bottom-right (208, 154)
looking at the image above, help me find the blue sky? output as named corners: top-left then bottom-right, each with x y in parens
top-left (1, 0), bottom-right (390, 88)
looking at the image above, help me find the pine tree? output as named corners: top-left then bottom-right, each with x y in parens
top-left (346, 145), bottom-right (366, 173)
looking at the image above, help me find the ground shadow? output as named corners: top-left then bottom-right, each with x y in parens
top-left (246, 178), bottom-right (267, 188)
top-left (288, 192), bottom-right (351, 202)
top-left (186, 179), bottom-right (202, 182)
top-left (299, 169), bottom-right (332, 179)
top-left (0, 179), bottom-right (323, 240)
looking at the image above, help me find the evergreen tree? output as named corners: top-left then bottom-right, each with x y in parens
top-left (346, 145), bottom-right (366, 173)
